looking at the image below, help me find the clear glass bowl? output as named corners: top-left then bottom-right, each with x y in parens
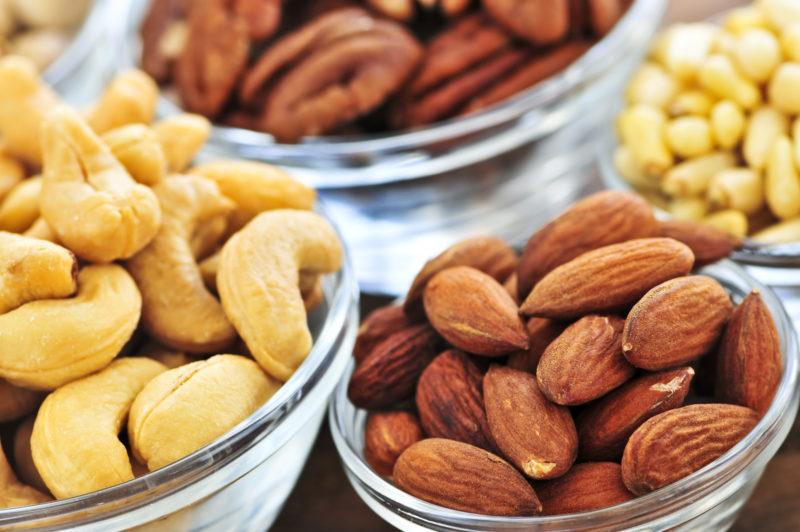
top-left (0, 207), bottom-right (360, 531)
top-left (330, 260), bottom-right (799, 532)
top-left (114, 0), bottom-right (666, 295)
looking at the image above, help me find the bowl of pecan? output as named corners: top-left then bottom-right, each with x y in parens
top-left (118, 0), bottom-right (665, 294)
top-left (329, 190), bottom-right (799, 531)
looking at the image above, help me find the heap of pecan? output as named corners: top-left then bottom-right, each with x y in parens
top-left (140, 0), bottom-right (630, 143)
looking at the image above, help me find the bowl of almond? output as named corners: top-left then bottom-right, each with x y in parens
top-left (329, 190), bottom-right (799, 531)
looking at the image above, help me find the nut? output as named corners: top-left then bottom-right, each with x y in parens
top-left (0, 379), bottom-right (41, 423)
top-left (716, 290), bottom-right (782, 416)
top-left (482, 0), bottom-right (569, 45)
top-left (0, 150), bottom-right (25, 202)
top-left (153, 113), bottom-right (211, 172)
top-left (217, 210), bottom-right (343, 381)
top-left (87, 70), bottom-right (159, 134)
top-left (483, 365), bottom-right (578, 480)
top-left (423, 266), bottom-right (528, 356)
top-left (140, 0), bottom-right (190, 83)
top-left (234, 0), bottom-right (282, 40)
top-left (40, 106), bottom-right (162, 263)
top-left (658, 219), bottom-right (741, 266)
top-left (416, 349), bottom-right (494, 450)
top-left (393, 438), bottom-right (542, 516)
top-left (13, 416), bottom-right (48, 494)
top-left (364, 411), bottom-right (423, 477)
top-left (0, 176), bottom-right (41, 233)
top-left (101, 124), bottom-right (167, 186)
top-left (506, 317), bottom-right (566, 373)
top-left (576, 367), bottom-right (694, 461)
top-left (31, 358), bottom-right (166, 499)
top-left (537, 315), bottom-right (634, 406)
top-left (622, 275), bottom-right (733, 370)
top-left (0, 264), bottom-right (142, 390)
top-left (621, 403), bottom-right (759, 495)
top-left (0, 435), bottom-right (50, 508)
top-left (521, 238), bottom-right (695, 320)
top-left (354, 304), bottom-right (410, 364)
top-left (128, 354), bottom-right (279, 471)
top-left (537, 462), bottom-right (634, 516)
top-left (367, 0), bottom-right (472, 21)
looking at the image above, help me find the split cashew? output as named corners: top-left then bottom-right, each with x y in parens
top-left (153, 113), bottom-right (210, 171)
top-left (86, 69), bottom-right (158, 134)
top-left (102, 124), bottom-right (167, 186)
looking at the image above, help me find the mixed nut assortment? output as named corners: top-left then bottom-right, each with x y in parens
top-left (0, 54), bottom-right (342, 506)
top-left (349, 190), bottom-right (782, 516)
top-left (140, 0), bottom-right (631, 142)
top-left (617, 0), bottom-right (800, 244)
top-left (0, 0), bottom-right (93, 70)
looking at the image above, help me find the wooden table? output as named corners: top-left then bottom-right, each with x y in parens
top-left (273, 1), bottom-right (800, 530)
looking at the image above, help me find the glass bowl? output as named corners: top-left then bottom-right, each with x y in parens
top-left (329, 260), bottom-right (799, 531)
top-left (0, 206), bottom-right (359, 531)
top-left (114, 0), bottom-right (666, 295)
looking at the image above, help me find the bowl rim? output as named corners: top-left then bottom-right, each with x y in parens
top-left (0, 201), bottom-right (359, 525)
top-left (329, 259), bottom-right (800, 529)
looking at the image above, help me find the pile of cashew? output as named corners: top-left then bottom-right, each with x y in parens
top-left (0, 55), bottom-right (342, 507)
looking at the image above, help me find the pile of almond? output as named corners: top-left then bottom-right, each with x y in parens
top-left (348, 190), bottom-right (782, 517)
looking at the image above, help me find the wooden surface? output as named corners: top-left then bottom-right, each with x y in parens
top-left (273, 1), bottom-right (800, 530)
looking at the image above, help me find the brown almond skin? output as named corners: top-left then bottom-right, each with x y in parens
top-left (507, 318), bottom-right (567, 373)
top-left (364, 411), bottom-right (424, 477)
top-left (348, 324), bottom-right (441, 409)
top-left (577, 367), bottom-right (695, 461)
top-left (484, 365), bottom-right (577, 479)
top-left (416, 350), bottom-right (494, 450)
top-left (521, 238), bottom-right (694, 320)
top-left (517, 191), bottom-right (658, 300)
top-left (622, 276), bottom-right (733, 370)
top-left (393, 438), bottom-right (542, 516)
top-left (503, 272), bottom-right (519, 304)
top-left (424, 266), bottom-right (528, 357)
top-left (621, 404), bottom-right (759, 495)
top-left (404, 237), bottom-right (518, 320)
top-left (658, 219), bottom-right (741, 266)
top-left (716, 290), bottom-right (782, 416)
top-left (537, 315), bottom-right (634, 406)
top-left (353, 305), bottom-right (409, 364)
top-left (537, 462), bottom-right (634, 515)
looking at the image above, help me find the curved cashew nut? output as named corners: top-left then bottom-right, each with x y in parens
top-left (102, 124), bottom-right (167, 186)
top-left (129, 354), bottom-right (280, 471)
top-left (0, 231), bottom-right (76, 314)
top-left (0, 438), bottom-right (50, 508)
top-left (86, 69), bottom-right (158, 134)
top-left (218, 210), bottom-right (343, 380)
top-left (126, 174), bottom-right (236, 353)
top-left (0, 176), bottom-right (42, 233)
top-left (0, 264), bottom-right (142, 390)
top-left (0, 151), bottom-right (25, 202)
top-left (39, 106), bottom-right (162, 262)
top-left (153, 113), bottom-right (211, 172)
top-left (22, 217), bottom-right (59, 243)
top-left (31, 358), bottom-right (166, 499)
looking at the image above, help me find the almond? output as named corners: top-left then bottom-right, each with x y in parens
top-left (503, 272), bottom-right (519, 304)
top-left (423, 266), bottom-right (528, 356)
top-left (517, 190), bottom-right (658, 300)
top-left (483, 365), bottom-right (577, 479)
top-left (658, 219), bottom-right (741, 266)
top-left (716, 290), bottom-right (782, 416)
top-left (353, 305), bottom-right (409, 364)
top-left (521, 238), bottom-right (694, 320)
top-left (536, 315), bottom-right (634, 405)
top-left (621, 403), bottom-right (759, 495)
top-left (507, 317), bottom-right (567, 373)
top-left (364, 411), bottom-right (424, 477)
top-left (404, 237), bottom-right (518, 319)
top-left (348, 324), bottom-right (441, 409)
top-left (576, 367), bottom-right (695, 461)
top-left (416, 349), bottom-right (494, 450)
top-left (393, 438), bottom-right (543, 516)
top-left (622, 276), bottom-right (732, 370)
top-left (537, 462), bottom-right (634, 515)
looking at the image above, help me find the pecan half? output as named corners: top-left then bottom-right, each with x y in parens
top-left (239, 8), bottom-right (423, 142)
top-left (140, 0), bottom-right (190, 83)
top-left (234, 0), bottom-right (283, 40)
top-left (482, 0), bottom-right (570, 45)
top-left (175, 0), bottom-right (251, 118)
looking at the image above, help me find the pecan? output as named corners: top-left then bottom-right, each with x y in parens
top-left (482, 0), bottom-right (570, 45)
top-left (366, 0), bottom-right (472, 21)
top-left (234, 0), bottom-right (282, 40)
top-left (586, 0), bottom-right (627, 37)
top-left (140, 0), bottom-right (190, 83)
top-left (175, 0), bottom-right (251, 117)
top-left (239, 8), bottom-right (423, 142)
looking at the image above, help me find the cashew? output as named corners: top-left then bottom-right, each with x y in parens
top-left (0, 231), bottom-right (76, 313)
top-left (218, 210), bottom-right (343, 380)
top-left (191, 160), bottom-right (316, 232)
top-left (153, 113), bottom-right (211, 171)
top-left (39, 106), bottom-right (162, 262)
top-left (0, 264), bottom-right (142, 390)
top-left (0, 55), bottom-right (61, 165)
top-left (139, 342), bottom-right (194, 369)
top-left (0, 176), bottom-right (41, 233)
top-left (22, 217), bottom-right (58, 242)
top-left (0, 379), bottom-right (40, 423)
top-left (102, 124), bottom-right (167, 186)
top-left (0, 436), bottom-right (50, 508)
top-left (128, 355), bottom-right (279, 471)
top-left (86, 70), bottom-right (158, 134)
top-left (13, 416), bottom-right (48, 494)
top-left (190, 215), bottom-right (228, 261)
top-left (0, 151), bottom-right (25, 202)
top-left (126, 175), bottom-right (236, 354)
top-left (32, 358), bottom-right (166, 499)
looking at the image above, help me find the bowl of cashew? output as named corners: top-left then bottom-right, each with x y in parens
top-left (0, 56), bottom-right (359, 529)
